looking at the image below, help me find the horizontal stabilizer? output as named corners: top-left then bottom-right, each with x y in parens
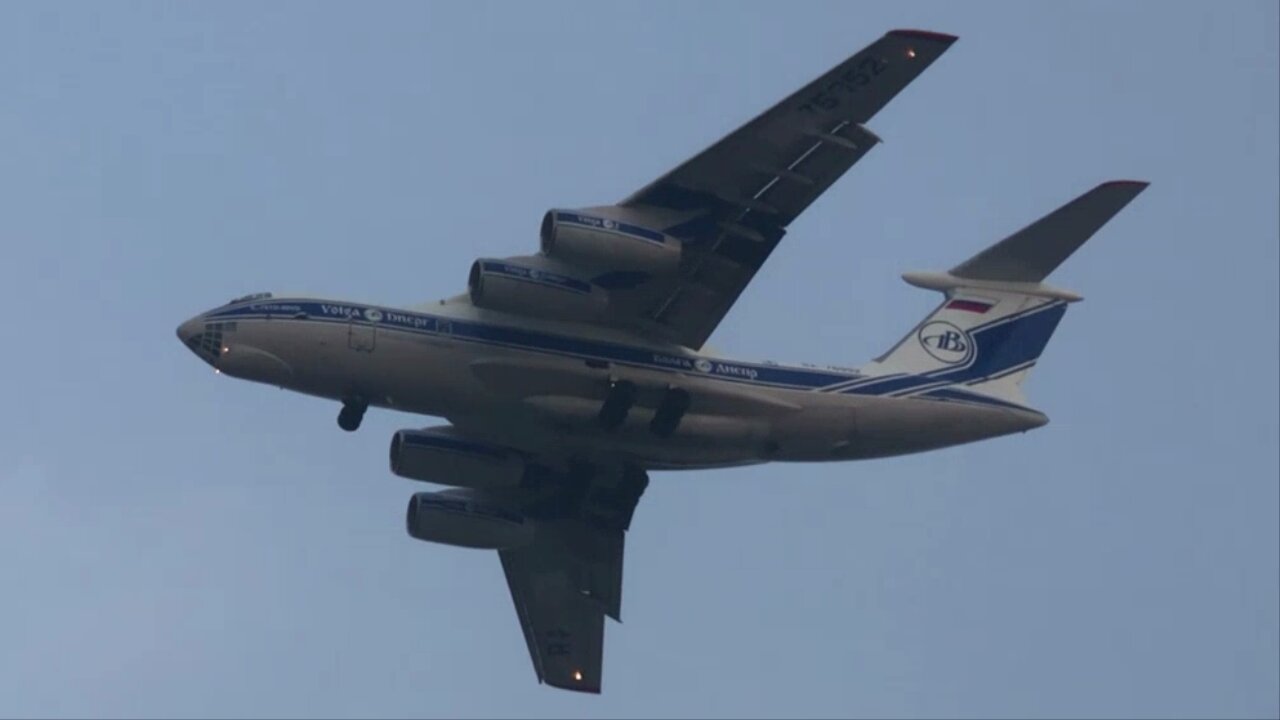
top-left (950, 180), bottom-right (1148, 283)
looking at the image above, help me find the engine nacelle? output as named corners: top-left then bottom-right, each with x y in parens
top-left (405, 489), bottom-right (535, 550)
top-left (468, 259), bottom-right (607, 322)
top-left (390, 428), bottom-right (527, 491)
top-left (540, 210), bottom-right (681, 276)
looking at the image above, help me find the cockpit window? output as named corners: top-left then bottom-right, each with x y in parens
top-left (187, 321), bottom-right (237, 362)
top-left (227, 291), bottom-right (272, 305)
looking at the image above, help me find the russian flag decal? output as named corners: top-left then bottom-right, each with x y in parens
top-left (947, 298), bottom-right (994, 314)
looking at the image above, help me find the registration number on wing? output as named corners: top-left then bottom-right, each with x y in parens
top-left (797, 56), bottom-right (888, 115)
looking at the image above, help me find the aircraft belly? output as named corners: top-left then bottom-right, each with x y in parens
top-left (362, 328), bottom-right (489, 416)
top-left (236, 319), bottom-right (478, 418)
top-left (243, 318), bottom-right (1042, 469)
top-left (831, 395), bottom-right (1042, 459)
top-left (458, 349), bottom-right (803, 467)
top-left (769, 401), bottom-right (860, 460)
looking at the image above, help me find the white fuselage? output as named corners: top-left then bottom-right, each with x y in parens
top-left (177, 296), bottom-right (1047, 469)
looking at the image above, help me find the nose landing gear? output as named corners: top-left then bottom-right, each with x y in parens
top-left (338, 399), bottom-right (367, 432)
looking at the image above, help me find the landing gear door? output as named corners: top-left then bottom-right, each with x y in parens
top-left (348, 308), bottom-right (380, 352)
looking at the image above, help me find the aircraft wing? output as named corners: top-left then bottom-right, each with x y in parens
top-left (499, 522), bottom-right (623, 694)
top-left (618, 29), bottom-right (956, 348)
top-left (467, 30), bottom-right (956, 349)
top-left (499, 464), bottom-right (647, 693)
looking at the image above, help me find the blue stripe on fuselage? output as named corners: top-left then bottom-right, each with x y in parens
top-left (204, 298), bottom-right (1049, 408)
top-left (205, 299), bottom-right (857, 390)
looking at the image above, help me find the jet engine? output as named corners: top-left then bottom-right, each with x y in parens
top-left (390, 428), bottom-right (530, 491)
top-left (540, 210), bottom-right (681, 276)
top-left (405, 489), bottom-right (535, 550)
top-left (468, 259), bottom-right (607, 322)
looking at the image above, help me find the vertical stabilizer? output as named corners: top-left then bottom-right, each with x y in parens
top-left (869, 181), bottom-right (1147, 405)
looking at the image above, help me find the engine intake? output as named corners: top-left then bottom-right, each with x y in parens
top-left (405, 489), bottom-right (534, 550)
top-left (468, 259), bottom-right (607, 322)
top-left (390, 428), bottom-right (528, 490)
top-left (540, 210), bottom-right (681, 276)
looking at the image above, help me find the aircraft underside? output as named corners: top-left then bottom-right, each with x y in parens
top-left (174, 26), bottom-right (1146, 694)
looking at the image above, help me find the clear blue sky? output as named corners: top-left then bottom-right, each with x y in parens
top-left (1, 2), bottom-right (1276, 718)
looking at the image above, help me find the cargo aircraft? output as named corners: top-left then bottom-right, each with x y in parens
top-left (177, 29), bottom-right (1146, 693)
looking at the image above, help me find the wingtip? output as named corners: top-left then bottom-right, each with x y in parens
top-left (888, 29), bottom-right (959, 45)
top-left (1098, 179), bottom-right (1151, 192)
top-left (547, 680), bottom-right (602, 695)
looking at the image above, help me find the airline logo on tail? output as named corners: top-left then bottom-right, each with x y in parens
top-left (918, 321), bottom-right (973, 364)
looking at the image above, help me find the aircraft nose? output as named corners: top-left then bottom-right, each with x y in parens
top-left (176, 316), bottom-right (203, 345)
top-left (176, 314), bottom-right (219, 366)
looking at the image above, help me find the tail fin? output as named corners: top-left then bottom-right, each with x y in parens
top-left (871, 180), bottom-right (1147, 406)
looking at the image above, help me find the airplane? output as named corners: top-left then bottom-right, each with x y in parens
top-left (176, 29), bottom-right (1146, 694)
